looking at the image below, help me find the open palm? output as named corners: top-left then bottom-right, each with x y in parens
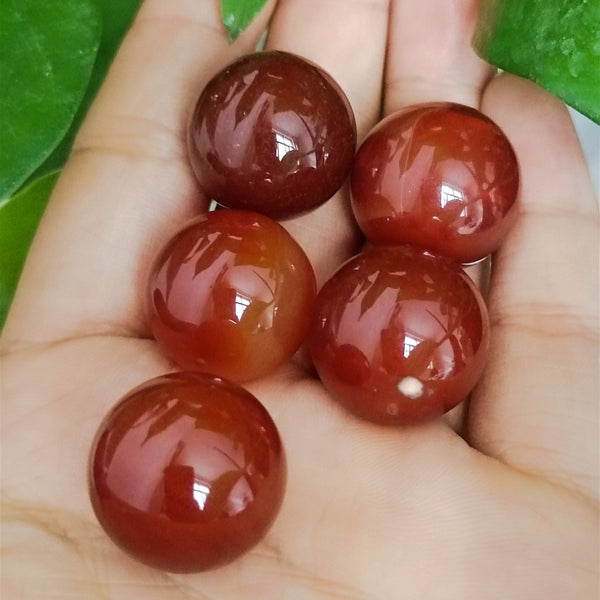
top-left (2, 1), bottom-right (598, 598)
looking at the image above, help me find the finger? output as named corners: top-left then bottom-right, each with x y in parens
top-left (383, 0), bottom-right (494, 433)
top-left (3, 0), bottom-right (277, 350)
top-left (468, 74), bottom-right (600, 501)
top-left (385, 0), bottom-right (493, 113)
top-left (264, 0), bottom-right (390, 285)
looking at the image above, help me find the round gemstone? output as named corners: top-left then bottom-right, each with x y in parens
top-left (308, 245), bottom-right (490, 425)
top-left (351, 103), bottom-right (519, 263)
top-left (188, 50), bottom-right (357, 219)
top-left (89, 372), bottom-right (286, 572)
top-left (148, 210), bottom-right (316, 382)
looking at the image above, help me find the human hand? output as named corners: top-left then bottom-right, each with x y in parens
top-left (2, 1), bottom-right (598, 598)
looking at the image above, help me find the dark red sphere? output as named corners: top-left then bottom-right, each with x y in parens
top-left (148, 210), bottom-right (316, 382)
top-left (89, 372), bottom-right (286, 573)
top-left (188, 50), bottom-right (357, 219)
top-left (308, 245), bottom-right (490, 425)
top-left (351, 103), bottom-right (519, 263)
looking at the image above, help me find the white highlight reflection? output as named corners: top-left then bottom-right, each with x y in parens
top-left (403, 334), bottom-right (420, 358)
top-left (193, 481), bottom-right (210, 510)
top-left (275, 131), bottom-right (297, 161)
top-left (440, 182), bottom-right (466, 211)
top-left (234, 293), bottom-right (252, 321)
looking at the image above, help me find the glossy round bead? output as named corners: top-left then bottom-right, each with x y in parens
top-left (188, 50), bottom-right (357, 219)
top-left (308, 245), bottom-right (490, 425)
top-left (89, 372), bottom-right (286, 573)
top-left (351, 103), bottom-right (519, 263)
top-left (148, 210), bottom-right (316, 382)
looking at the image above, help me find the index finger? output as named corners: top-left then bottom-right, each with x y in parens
top-left (3, 0), bottom-right (277, 350)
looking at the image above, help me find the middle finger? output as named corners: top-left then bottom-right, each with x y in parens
top-left (265, 0), bottom-right (391, 285)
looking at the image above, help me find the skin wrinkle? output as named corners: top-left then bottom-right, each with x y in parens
top-left (494, 447), bottom-right (599, 510)
top-left (515, 199), bottom-right (598, 221)
top-left (257, 539), bottom-right (370, 600)
top-left (254, 535), bottom-right (372, 600)
top-left (487, 307), bottom-right (599, 342)
top-left (4, 499), bottom-right (209, 600)
top-left (2, 501), bottom-right (98, 551)
top-left (133, 13), bottom-right (228, 40)
top-left (72, 115), bottom-right (188, 164)
top-left (385, 75), bottom-right (489, 110)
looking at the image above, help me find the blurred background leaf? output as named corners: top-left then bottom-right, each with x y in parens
top-left (222, 0), bottom-right (269, 41)
top-left (473, 0), bottom-right (600, 124)
top-left (29, 0), bottom-right (145, 182)
top-left (0, 0), bottom-right (101, 200)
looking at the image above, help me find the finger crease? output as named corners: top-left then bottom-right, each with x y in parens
top-left (489, 308), bottom-right (598, 343)
top-left (72, 114), bottom-right (187, 164)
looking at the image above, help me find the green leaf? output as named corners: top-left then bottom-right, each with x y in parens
top-left (30, 0), bottom-right (144, 180)
top-left (221, 0), bottom-right (269, 42)
top-left (0, 0), bottom-right (101, 200)
top-left (0, 170), bottom-right (60, 328)
top-left (473, 0), bottom-right (600, 124)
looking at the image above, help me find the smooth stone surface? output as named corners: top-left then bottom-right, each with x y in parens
top-left (148, 210), bottom-right (316, 382)
top-left (89, 372), bottom-right (287, 572)
top-left (351, 103), bottom-right (519, 263)
top-left (188, 50), bottom-right (357, 219)
top-left (309, 245), bottom-right (490, 425)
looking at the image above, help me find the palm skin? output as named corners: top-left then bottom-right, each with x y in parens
top-left (2, 1), bottom-right (598, 599)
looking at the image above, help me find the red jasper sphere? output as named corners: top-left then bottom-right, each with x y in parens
top-left (89, 372), bottom-right (286, 573)
top-left (308, 245), bottom-right (490, 425)
top-left (188, 50), bottom-right (356, 219)
top-left (148, 210), bottom-right (316, 382)
top-left (351, 103), bottom-right (519, 263)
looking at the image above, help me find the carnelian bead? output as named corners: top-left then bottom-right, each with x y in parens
top-left (148, 210), bottom-right (316, 382)
top-left (188, 50), bottom-right (356, 219)
top-left (89, 372), bottom-right (286, 573)
top-left (351, 103), bottom-right (519, 263)
top-left (308, 245), bottom-right (490, 425)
